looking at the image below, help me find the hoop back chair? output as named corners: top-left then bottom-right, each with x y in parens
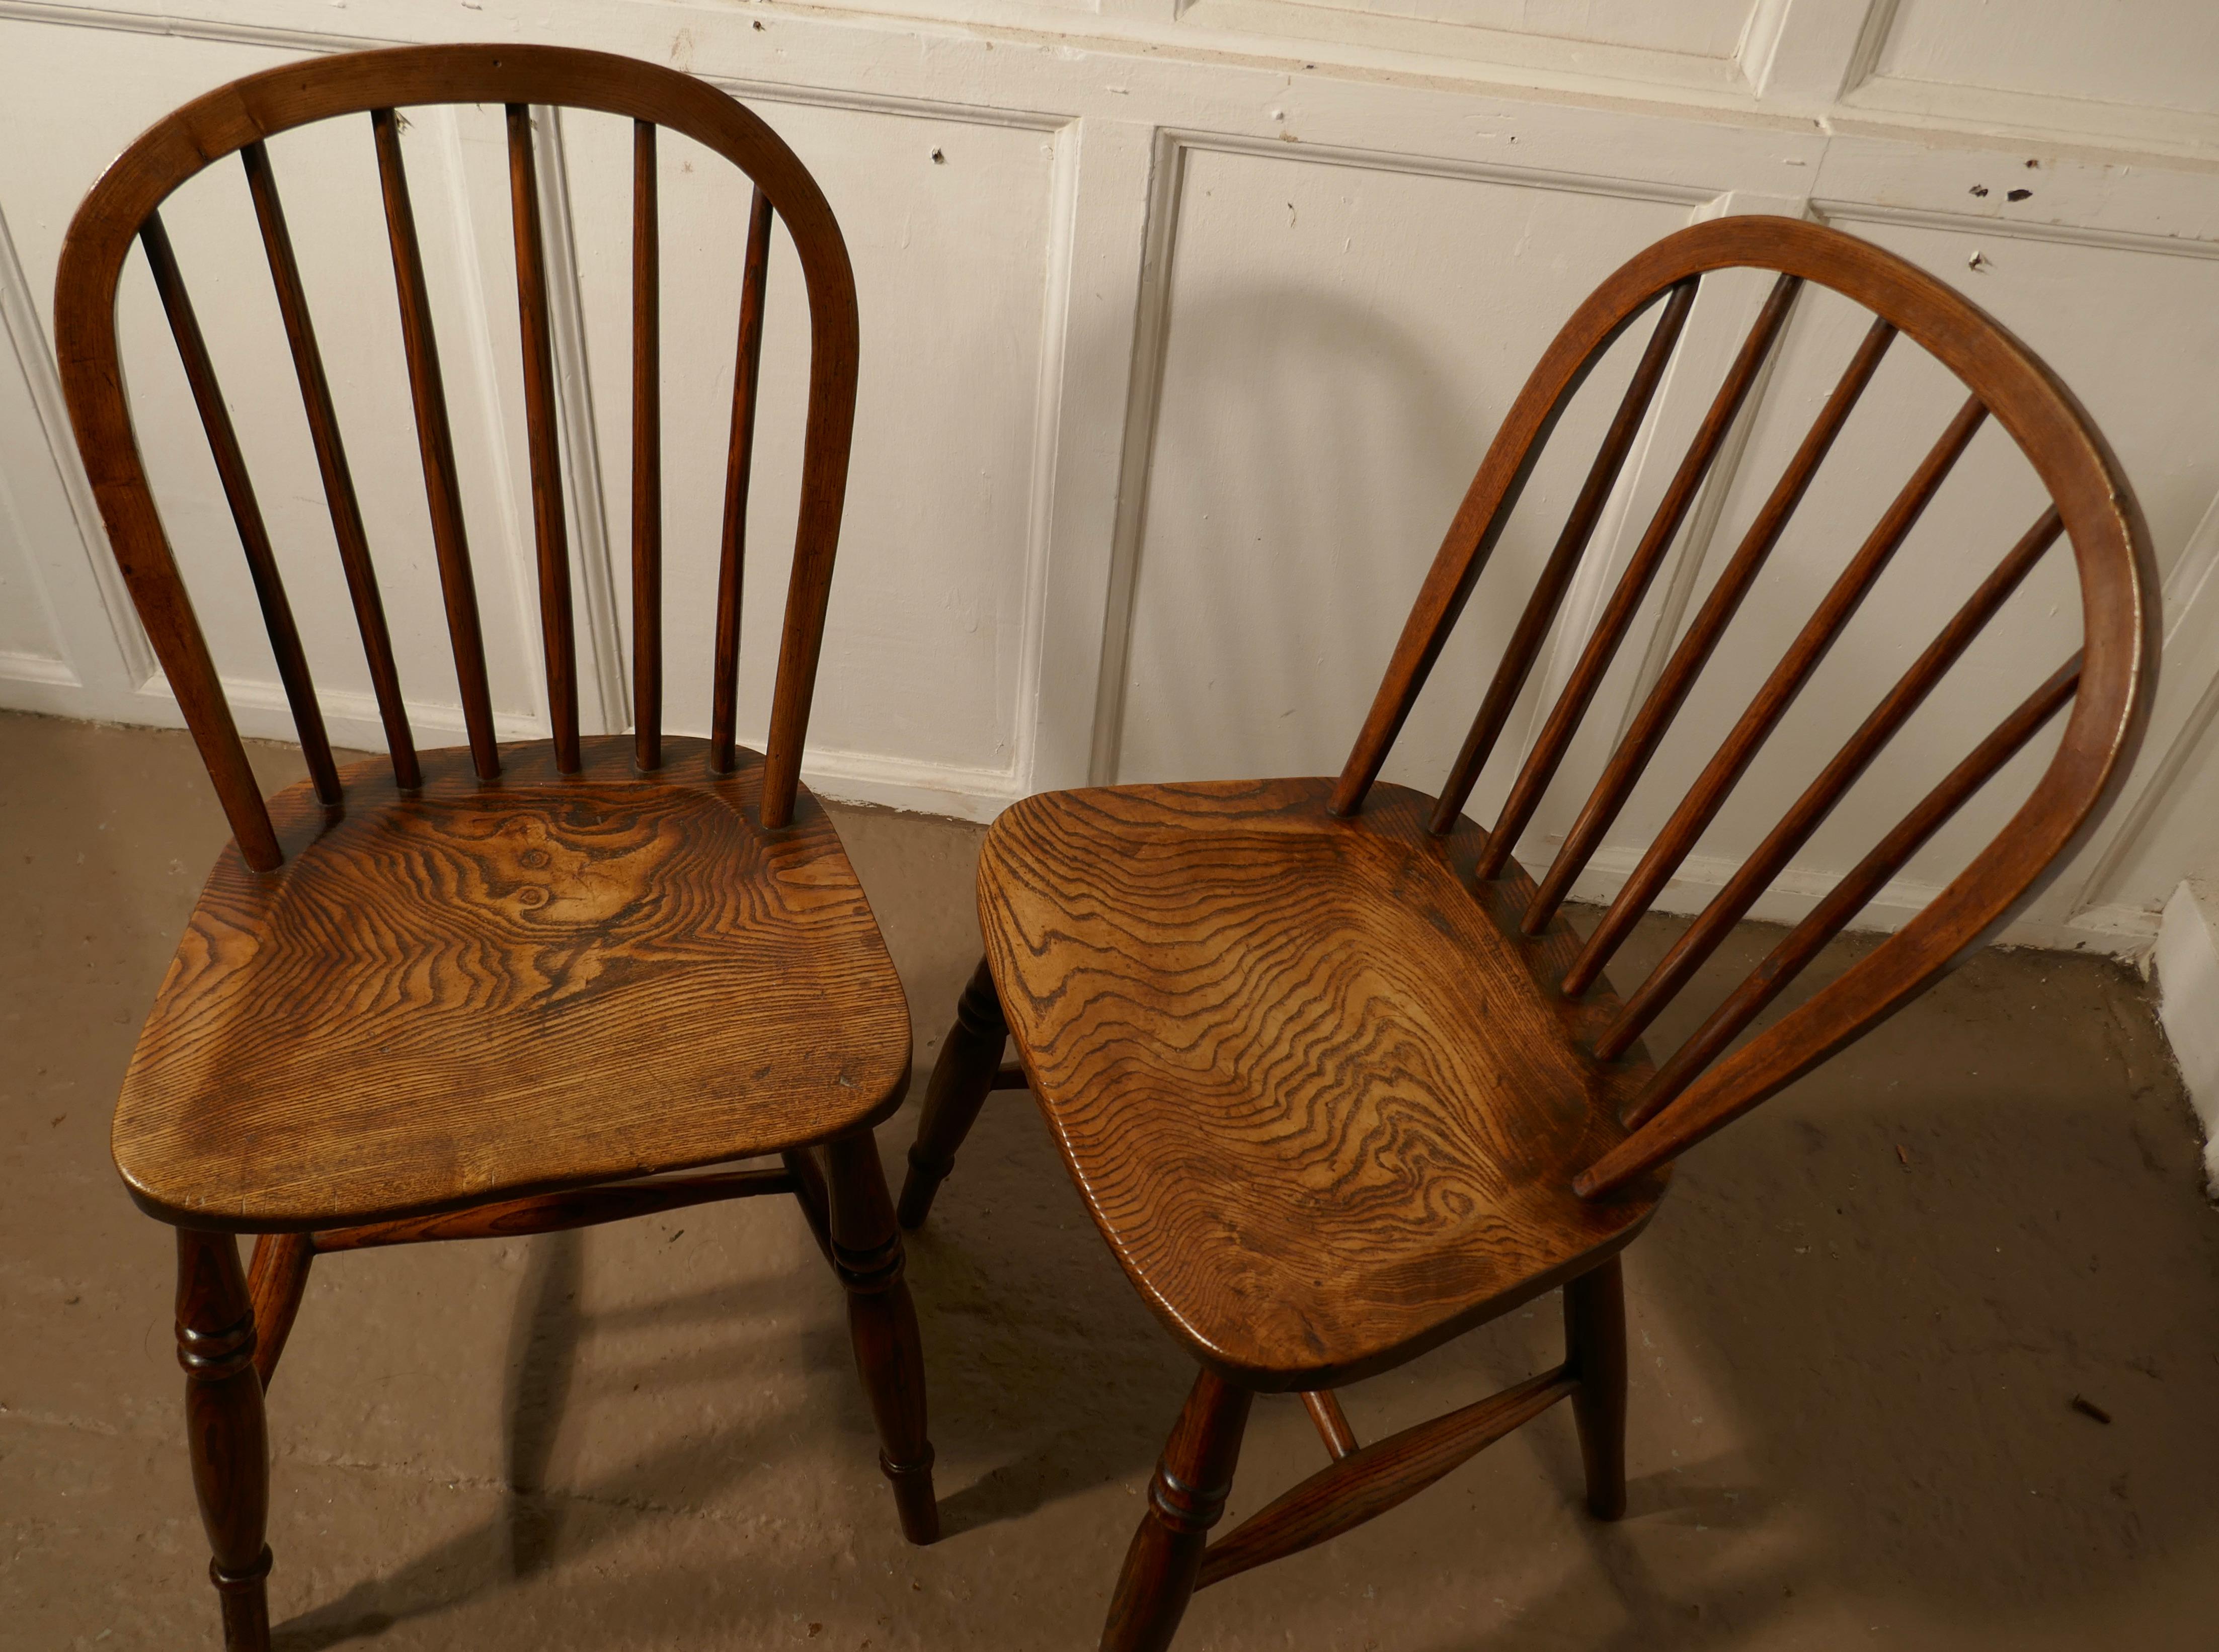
top-left (54, 45), bottom-right (936, 1650)
top-left (898, 216), bottom-right (2158, 1650)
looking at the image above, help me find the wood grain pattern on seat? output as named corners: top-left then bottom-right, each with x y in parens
top-left (115, 736), bottom-right (910, 1232)
top-left (976, 778), bottom-right (1666, 1388)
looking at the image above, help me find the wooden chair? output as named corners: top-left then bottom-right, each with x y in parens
top-left (53, 45), bottom-right (936, 1651)
top-left (898, 216), bottom-right (2158, 1650)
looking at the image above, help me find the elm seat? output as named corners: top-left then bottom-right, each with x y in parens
top-left (115, 737), bottom-right (911, 1233)
top-left (976, 777), bottom-right (1663, 1387)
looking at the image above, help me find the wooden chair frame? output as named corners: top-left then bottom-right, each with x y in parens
top-left (54, 46), bottom-right (933, 1651)
top-left (898, 216), bottom-right (2158, 1650)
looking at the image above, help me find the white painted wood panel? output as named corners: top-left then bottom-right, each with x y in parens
top-left (1, 0), bottom-right (2215, 953)
top-left (1175, 1), bottom-right (1751, 96)
top-left (561, 100), bottom-right (1062, 784)
top-left (1876, 0), bottom-right (2219, 118)
top-left (1623, 280), bottom-right (2075, 908)
top-left (1845, 0), bottom-right (2219, 156)
top-left (1112, 140), bottom-right (1694, 794)
top-left (1296, 0), bottom-right (1755, 53)
top-left (0, 325), bottom-right (75, 681)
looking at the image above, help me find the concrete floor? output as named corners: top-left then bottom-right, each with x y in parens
top-left (4, 708), bottom-right (2217, 1651)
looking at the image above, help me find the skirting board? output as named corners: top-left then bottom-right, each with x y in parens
top-left (4, 651), bottom-right (2158, 951)
top-left (1556, 841), bottom-right (2158, 960)
top-left (2155, 878), bottom-right (2219, 1194)
top-left (0, 666), bottom-right (1028, 826)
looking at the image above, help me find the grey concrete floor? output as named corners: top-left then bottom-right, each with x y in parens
top-left (4, 708), bottom-right (2217, 1651)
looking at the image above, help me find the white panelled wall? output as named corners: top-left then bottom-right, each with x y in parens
top-left (3, 0), bottom-right (2218, 961)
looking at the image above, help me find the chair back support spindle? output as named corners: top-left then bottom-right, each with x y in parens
top-left (711, 186), bottom-right (775, 775)
top-left (1577, 651), bottom-right (2085, 1197)
top-left (1429, 277), bottom-right (1698, 836)
top-left (631, 117), bottom-right (663, 772)
top-left (1587, 506), bottom-right (2065, 1070)
top-left (1334, 217), bottom-right (2156, 1203)
top-left (242, 139), bottom-right (421, 791)
top-left (371, 103), bottom-right (502, 783)
top-left (139, 211), bottom-right (343, 811)
top-left (1517, 313), bottom-right (1898, 935)
top-left (506, 101), bottom-right (582, 775)
top-left (1558, 392), bottom-right (1991, 1001)
top-left (1459, 272), bottom-right (1803, 880)
top-left (54, 45), bottom-right (861, 860)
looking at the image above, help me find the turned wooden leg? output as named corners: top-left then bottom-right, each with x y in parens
top-left (824, 1130), bottom-right (939, 1544)
top-left (176, 1229), bottom-right (273, 1651)
top-left (246, 1234), bottom-right (313, 1391)
top-left (1564, 1255), bottom-right (1628, 1521)
top-left (898, 956), bottom-right (1008, 1228)
top-left (1101, 1367), bottom-right (1253, 1652)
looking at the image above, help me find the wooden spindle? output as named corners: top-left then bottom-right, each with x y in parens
top-left (710, 187), bottom-right (774, 775)
top-left (140, 212), bottom-right (342, 809)
top-left (372, 107), bottom-right (500, 781)
top-left (245, 1232), bottom-right (313, 1391)
top-left (1333, 279), bottom-right (1708, 823)
top-left (1576, 653), bottom-right (2084, 1200)
top-left (1195, 1368), bottom-right (1572, 1591)
top-left (507, 104), bottom-right (581, 774)
top-left (1430, 279), bottom-right (1697, 836)
top-left (1560, 390), bottom-right (1985, 997)
top-left (241, 141), bottom-right (420, 792)
top-left (1594, 506), bottom-right (2064, 1063)
top-left (1472, 273), bottom-right (1803, 883)
top-left (631, 120), bottom-right (663, 771)
top-left (1300, 1390), bottom-right (1360, 1460)
top-left (311, 1167), bottom-right (796, 1250)
top-left (1522, 315), bottom-right (1898, 935)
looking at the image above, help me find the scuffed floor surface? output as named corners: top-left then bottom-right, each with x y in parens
top-left (5, 710), bottom-right (2217, 1650)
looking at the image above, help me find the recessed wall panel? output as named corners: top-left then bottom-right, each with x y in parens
top-left (1115, 144), bottom-right (1693, 800)
top-left (1876, 0), bottom-right (2219, 118)
top-left (1627, 219), bottom-right (2219, 909)
top-left (564, 101), bottom-right (1058, 774)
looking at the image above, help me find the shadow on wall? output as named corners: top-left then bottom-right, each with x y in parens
top-left (1110, 281), bottom-right (1480, 788)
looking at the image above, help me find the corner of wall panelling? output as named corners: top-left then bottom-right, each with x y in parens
top-left (2154, 877), bottom-right (2219, 1199)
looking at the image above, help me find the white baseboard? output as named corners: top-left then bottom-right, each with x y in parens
top-left (0, 649), bottom-right (2165, 950)
top-left (206, 674), bottom-right (551, 749)
top-left (1, 663), bottom-right (1029, 825)
top-left (797, 747), bottom-right (1020, 823)
top-left (1559, 842), bottom-right (2159, 960)
top-left (2155, 878), bottom-right (2219, 1195)
top-left (0, 650), bottom-right (82, 713)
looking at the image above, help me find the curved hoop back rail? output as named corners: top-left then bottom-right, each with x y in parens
top-left (1328, 216), bottom-right (2158, 1199)
top-left (53, 44), bottom-right (859, 865)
